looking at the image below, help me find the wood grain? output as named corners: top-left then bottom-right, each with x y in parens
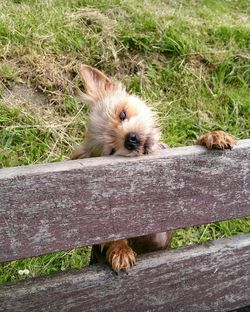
top-left (0, 140), bottom-right (250, 263)
top-left (0, 234), bottom-right (249, 312)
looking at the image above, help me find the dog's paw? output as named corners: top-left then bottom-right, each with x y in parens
top-left (106, 241), bottom-right (136, 272)
top-left (197, 131), bottom-right (236, 150)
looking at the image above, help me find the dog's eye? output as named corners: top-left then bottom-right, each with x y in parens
top-left (119, 111), bottom-right (126, 121)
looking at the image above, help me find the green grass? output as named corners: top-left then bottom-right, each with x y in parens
top-left (0, 0), bottom-right (249, 284)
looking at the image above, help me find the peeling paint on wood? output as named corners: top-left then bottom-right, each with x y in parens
top-left (0, 140), bottom-right (250, 263)
top-left (0, 234), bottom-right (249, 312)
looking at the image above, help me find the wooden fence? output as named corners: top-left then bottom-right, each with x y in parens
top-left (0, 140), bottom-right (249, 311)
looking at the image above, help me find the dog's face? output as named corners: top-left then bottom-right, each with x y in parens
top-left (79, 65), bottom-right (160, 157)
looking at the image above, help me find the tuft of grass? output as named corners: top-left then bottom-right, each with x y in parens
top-left (210, 26), bottom-right (250, 49)
top-left (0, 0), bottom-right (249, 284)
top-left (172, 217), bottom-right (250, 248)
top-left (0, 99), bottom-right (88, 167)
top-left (0, 247), bottom-right (90, 285)
top-left (0, 62), bottom-right (21, 87)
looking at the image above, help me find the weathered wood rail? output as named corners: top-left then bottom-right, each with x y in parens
top-left (0, 139), bottom-right (250, 311)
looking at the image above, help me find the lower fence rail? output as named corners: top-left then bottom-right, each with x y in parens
top-left (1, 234), bottom-right (250, 312)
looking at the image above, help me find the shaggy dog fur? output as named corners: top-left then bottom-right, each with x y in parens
top-left (72, 64), bottom-right (236, 272)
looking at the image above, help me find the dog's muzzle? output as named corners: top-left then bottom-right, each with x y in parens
top-left (124, 133), bottom-right (140, 151)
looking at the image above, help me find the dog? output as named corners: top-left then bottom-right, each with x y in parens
top-left (71, 64), bottom-right (236, 272)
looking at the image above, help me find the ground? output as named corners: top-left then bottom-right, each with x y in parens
top-left (0, 0), bottom-right (249, 284)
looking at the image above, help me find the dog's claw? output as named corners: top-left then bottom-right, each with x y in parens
top-left (106, 243), bottom-right (137, 272)
top-left (197, 131), bottom-right (236, 150)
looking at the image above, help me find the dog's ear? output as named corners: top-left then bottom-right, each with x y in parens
top-left (79, 65), bottom-right (116, 101)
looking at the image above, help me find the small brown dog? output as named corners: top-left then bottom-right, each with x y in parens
top-left (72, 64), bottom-right (236, 272)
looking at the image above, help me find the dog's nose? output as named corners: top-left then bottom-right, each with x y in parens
top-left (124, 133), bottom-right (140, 150)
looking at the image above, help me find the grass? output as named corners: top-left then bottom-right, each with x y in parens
top-left (0, 0), bottom-right (249, 284)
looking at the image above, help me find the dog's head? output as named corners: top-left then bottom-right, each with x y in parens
top-left (78, 65), bottom-right (161, 157)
